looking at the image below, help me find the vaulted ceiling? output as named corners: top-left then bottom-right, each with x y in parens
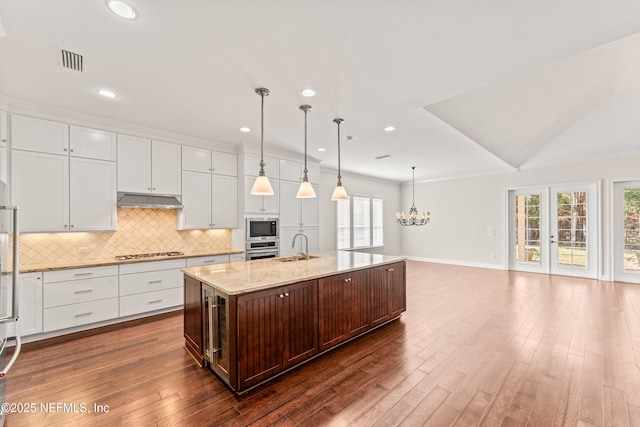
top-left (1, 1), bottom-right (639, 183)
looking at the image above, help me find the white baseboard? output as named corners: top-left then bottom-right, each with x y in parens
top-left (403, 256), bottom-right (505, 270)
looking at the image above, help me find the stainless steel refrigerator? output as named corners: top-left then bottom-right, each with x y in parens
top-left (0, 204), bottom-right (20, 426)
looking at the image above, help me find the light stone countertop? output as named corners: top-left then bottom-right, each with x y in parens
top-left (181, 250), bottom-right (406, 295)
top-left (19, 249), bottom-right (245, 273)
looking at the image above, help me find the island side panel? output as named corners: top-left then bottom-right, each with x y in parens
top-left (184, 275), bottom-right (204, 367)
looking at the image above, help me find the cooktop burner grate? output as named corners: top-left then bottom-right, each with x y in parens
top-left (115, 251), bottom-right (184, 261)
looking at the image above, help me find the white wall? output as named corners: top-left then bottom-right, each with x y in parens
top-left (401, 154), bottom-right (640, 277)
top-left (319, 168), bottom-right (401, 256)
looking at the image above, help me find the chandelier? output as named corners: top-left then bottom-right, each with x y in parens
top-left (397, 166), bottom-right (430, 226)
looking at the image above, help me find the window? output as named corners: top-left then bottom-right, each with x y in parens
top-left (337, 195), bottom-right (384, 249)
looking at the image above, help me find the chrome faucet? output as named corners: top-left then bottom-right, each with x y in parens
top-left (291, 233), bottom-right (309, 260)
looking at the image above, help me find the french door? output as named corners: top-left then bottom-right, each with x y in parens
top-left (508, 183), bottom-right (598, 278)
top-left (612, 180), bottom-right (640, 284)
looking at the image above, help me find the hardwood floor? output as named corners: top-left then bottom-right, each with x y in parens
top-left (5, 260), bottom-right (640, 426)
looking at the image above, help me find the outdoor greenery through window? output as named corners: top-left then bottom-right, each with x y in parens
top-left (624, 186), bottom-right (640, 272)
top-left (337, 196), bottom-right (384, 249)
top-left (515, 194), bottom-right (541, 264)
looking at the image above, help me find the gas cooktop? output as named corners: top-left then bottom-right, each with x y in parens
top-left (115, 251), bottom-right (184, 261)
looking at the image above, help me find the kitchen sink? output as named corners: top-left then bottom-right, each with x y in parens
top-left (277, 255), bottom-right (321, 262)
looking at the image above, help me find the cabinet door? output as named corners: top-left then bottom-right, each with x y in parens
top-left (182, 146), bottom-right (211, 173)
top-left (0, 110), bottom-right (7, 146)
top-left (244, 153), bottom-right (279, 179)
top-left (244, 176), bottom-right (262, 214)
top-left (211, 151), bottom-right (237, 176)
top-left (117, 134), bottom-right (151, 193)
top-left (302, 228), bottom-right (319, 254)
top-left (307, 164), bottom-right (320, 184)
top-left (151, 140), bottom-right (181, 195)
top-left (11, 150), bottom-right (69, 232)
top-left (388, 262), bottom-right (406, 318)
top-left (369, 265), bottom-right (391, 327)
top-left (279, 159), bottom-right (301, 182)
top-left (69, 126), bottom-right (117, 161)
top-left (180, 170), bottom-right (212, 229)
top-left (318, 274), bottom-right (350, 351)
top-left (237, 288), bottom-right (282, 390)
top-left (300, 184), bottom-right (319, 227)
top-left (279, 228), bottom-right (300, 257)
top-left (347, 269), bottom-right (371, 337)
top-left (69, 157), bottom-right (117, 231)
top-left (212, 175), bottom-right (237, 228)
top-left (10, 114), bottom-right (68, 155)
top-left (282, 280), bottom-right (318, 368)
top-left (18, 272), bottom-right (43, 336)
top-left (183, 276), bottom-right (204, 366)
top-left (279, 180), bottom-right (301, 228)
top-left (262, 179), bottom-right (279, 214)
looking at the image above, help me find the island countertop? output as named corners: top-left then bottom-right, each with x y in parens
top-left (181, 250), bottom-right (406, 295)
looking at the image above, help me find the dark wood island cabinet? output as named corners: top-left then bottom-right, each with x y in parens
top-left (183, 251), bottom-right (406, 393)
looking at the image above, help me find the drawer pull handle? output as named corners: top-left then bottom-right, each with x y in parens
top-left (148, 280), bottom-right (163, 284)
top-left (74, 289), bottom-right (93, 294)
top-left (203, 260), bottom-right (217, 264)
top-left (74, 312), bottom-right (92, 318)
top-left (74, 272), bottom-right (93, 277)
top-left (149, 299), bottom-right (163, 304)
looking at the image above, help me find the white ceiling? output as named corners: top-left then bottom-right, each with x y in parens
top-left (1, 0), bottom-right (639, 183)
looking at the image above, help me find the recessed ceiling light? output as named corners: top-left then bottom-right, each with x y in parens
top-left (384, 126), bottom-right (395, 132)
top-left (301, 88), bottom-right (316, 97)
top-left (97, 89), bottom-right (117, 98)
top-left (239, 127), bottom-right (251, 133)
top-left (317, 147), bottom-right (326, 152)
top-left (107, 0), bottom-right (137, 19)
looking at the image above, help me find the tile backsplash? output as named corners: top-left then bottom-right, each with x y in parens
top-left (19, 208), bottom-right (232, 265)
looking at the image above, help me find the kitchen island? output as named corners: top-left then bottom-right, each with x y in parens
top-left (182, 250), bottom-right (406, 393)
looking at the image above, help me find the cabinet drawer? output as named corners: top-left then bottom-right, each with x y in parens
top-left (119, 268), bottom-right (183, 296)
top-left (119, 287), bottom-right (183, 317)
top-left (186, 255), bottom-right (229, 267)
top-left (44, 265), bottom-right (118, 283)
top-left (118, 258), bottom-right (186, 275)
top-left (230, 253), bottom-right (246, 262)
top-left (43, 297), bottom-right (119, 332)
top-left (44, 276), bottom-right (118, 308)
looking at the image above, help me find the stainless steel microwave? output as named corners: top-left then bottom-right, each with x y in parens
top-left (246, 218), bottom-right (278, 241)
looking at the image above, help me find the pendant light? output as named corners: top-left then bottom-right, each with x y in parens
top-left (296, 105), bottom-right (317, 198)
top-left (331, 118), bottom-right (349, 201)
top-left (250, 87), bottom-right (274, 195)
top-left (397, 166), bottom-right (430, 226)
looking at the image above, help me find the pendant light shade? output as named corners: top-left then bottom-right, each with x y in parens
top-left (250, 87), bottom-right (274, 196)
top-left (331, 118), bottom-right (349, 201)
top-left (296, 105), bottom-right (317, 198)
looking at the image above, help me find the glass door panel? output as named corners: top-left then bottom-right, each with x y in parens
top-left (613, 180), bottom-right (640, 283)
top-left (508, 189), bottom-right (548, 274)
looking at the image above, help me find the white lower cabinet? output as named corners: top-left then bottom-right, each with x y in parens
top-left (18, 272), bottom-right (43, 336)
top-left (42, 266), bottom-right (119, 332)
top-left (118, 259), bottom-right (186, 316)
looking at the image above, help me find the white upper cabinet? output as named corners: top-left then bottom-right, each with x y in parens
top-left (212, 175), bottom-right (237, 228)
top-left (117, 134), bottom-right (151, 193)
top-left (183, 146), bottom-right (237, 177)
top-left (11, 150), bottom-right (70, 232)
top-left (279, 181), bottom-right (319, 229)
top-left (152, 140), bottom-right (181, 195)
top-left (279, 158), bottom-right (319, 184)
top-left (211, 151), bottom-right (238, 176)
top-left (244, 152), bottom-right (279, 179)
top-left (182, 146), bottom-right (211, 173)
top-left (69, 125), bottom-right (117, 161)
top-left (179, 148), bottom-right (238, 229)
top-left (0, 110), bottom-right (7, 147)
top-left (10, 114), bottom-right (69, 155)
top-left (117, 136), bottom-right (181, 195)
top-left (244, 176), bottom-right (279, 214)
top-left (69, 157), bottom-right (117, 231)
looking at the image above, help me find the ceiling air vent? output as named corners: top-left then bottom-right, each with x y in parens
top-left (60, 49), bottom-right (84, 72)
top-left (375, 154), bottom-right (391, 160)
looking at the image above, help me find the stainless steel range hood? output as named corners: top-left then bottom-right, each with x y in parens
top-left (117, 193), bottom-right (183, 209)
